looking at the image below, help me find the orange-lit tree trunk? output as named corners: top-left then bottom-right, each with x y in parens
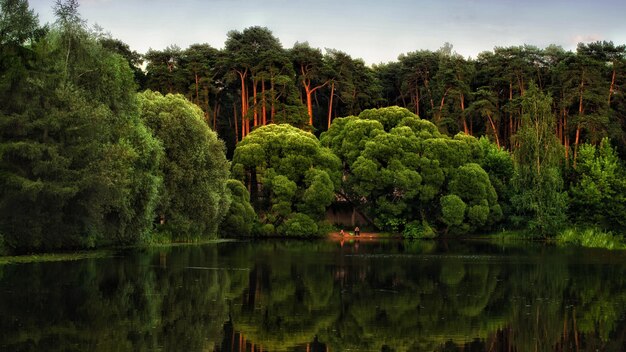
top-left (460, 93), bottom-right (468, 134)
top-left (609, 68), bottom-right (616, 106)
top-left (486, 112), bottom-right (501, 148)
top-left (574, 76), bottom-right (584, 166)
top-left (233, 102), bottom-right (239, 143)
top-left (237, 69), bottom-right (248, 139)
top-left (262, 78), bottom-right (267, 125)
top-left (327, 81), bottom-right (335, 129)
top-left (253, 78), bottom-right (258, 127)
top-left (435, 87), bottom-right (450, 124)
top-left (301, 65), bottom-right (329, 125)
top-left (270, 78), bottom-right (275, 122)
top-left (414, 86), bottom-right (420, 116)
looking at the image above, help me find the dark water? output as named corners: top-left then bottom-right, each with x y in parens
top-left (1, 239), bottom-right (625, 352)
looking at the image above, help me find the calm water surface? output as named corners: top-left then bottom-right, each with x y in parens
top-left (1, 239), bottom-right (625, 351)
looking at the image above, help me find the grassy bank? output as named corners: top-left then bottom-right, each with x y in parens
top-left (0, 251), bottom-right (113, 265)
top-left (556, 227), bottom-right (626, 250)
top-left (0, 239), bottom-right (235, 265)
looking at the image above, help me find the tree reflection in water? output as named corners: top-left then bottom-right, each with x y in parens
top-left (0, 240), bottom-right (625, 351)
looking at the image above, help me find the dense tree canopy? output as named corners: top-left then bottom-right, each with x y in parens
top-left (138, 90), bottom-right (230, 240)
top-left (231, 124), bottom-right (340, 236)
top-left (0, 0), bottom-right (163, 251)
top-left (321, 106), bottom-right (504, 236)
top-left (2, 0), bottom-right (626, 250)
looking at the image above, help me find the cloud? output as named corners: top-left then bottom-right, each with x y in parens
top-left (570, 34), bottom-right (603, 45)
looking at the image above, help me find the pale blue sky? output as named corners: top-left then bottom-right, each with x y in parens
top-left (28, 0), bottom-right (626, 65)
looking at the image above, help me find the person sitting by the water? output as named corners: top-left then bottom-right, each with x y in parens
top-left (354, 226), bottom-right (360, 236)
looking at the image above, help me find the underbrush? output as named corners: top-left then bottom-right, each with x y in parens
top-left (556, 227), bottom-right (626, 250)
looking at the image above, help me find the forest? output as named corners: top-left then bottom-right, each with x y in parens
top-left (1, 0), bottom-right (626, 253)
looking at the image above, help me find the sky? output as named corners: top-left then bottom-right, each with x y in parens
top-left (28, 0), bottom-right (626, 65)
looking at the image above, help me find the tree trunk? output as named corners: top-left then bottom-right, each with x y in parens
top-left (194, 73), bottom-right (199, 104)
top-left (436, 88), bottom-right (450, 124)
top-left (509, 82), bottom-right (514, 140)
top-left (214, 105), bottom-right (219, 131)
top-left (306, 85), bottom-right (314, 125)
top-left (253, 78), bottom-right (258, 127)
top-left (237, 70), bottom-right (248, 139)
top-left (460, 93), bottom-right (468, 134)
top-left (609, 68), bottom-right (616, 106)
top-left (425, 79), bottom-right (435, 111)
top-left (328, 81), bottom-right (335, 129)
top-left (262, 79), bottom-right (267, 125)
top-left (270, 78), bottom-right (275, 122)
top-left (415, 85), bottom-right (420, 116)
top-left (574, 76), bottom-right (585, 166)
top-left (233, 102), bottom-right (239, 143)
top-left (305, 81), bottom-right (329, 126)
top-left (487, 112), bottom-right (501, 148)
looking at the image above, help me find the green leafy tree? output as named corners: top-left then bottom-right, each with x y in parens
top-left (511, 83), bottom-right (567, 236)
top-left (138, 90), bottom-right (230, 240)
top-left (144, 45), bottom-right (186, 94)
top-left (321, 106), bottom-right (502, 235)
top-left (99, 37), bottom-right (146, 88)
top-left (231, 124), bottom-right (340, 236)
top-left (569, 138), bottom-right (626, 229)
top-left (0, 0), bottom-right (163, 251)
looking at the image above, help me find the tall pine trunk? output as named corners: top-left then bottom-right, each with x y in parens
top-left (327, 81), bottom-right (335, 129)
top-left (253, 78), bottom-right (258, 127)
top-left (237, 70), bottom-right (248, 139)
top-left (262, 79), bottom-right (267, 125)
top-left (608, 68), bottom-right (616, 106)
top-left (460, 93), bottom-right (468, 134)
top-left (574, 76), bottom-right (584, 166)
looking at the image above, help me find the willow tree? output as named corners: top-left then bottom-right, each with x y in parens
top-left (511, 83), bottom-right (567, 236)
top-left (138, 91), bottom-right (230, 240)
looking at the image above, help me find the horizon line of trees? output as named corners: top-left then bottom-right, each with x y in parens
top-left (125, 28), bottom-right (626, 161)
top-left (2, 0), bottom-right (626, 254)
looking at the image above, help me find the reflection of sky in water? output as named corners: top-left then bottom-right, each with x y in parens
top-left (0, 240), bottom-right (625, 351)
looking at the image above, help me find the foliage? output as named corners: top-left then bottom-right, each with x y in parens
top-left (511, 83), bottom-right (567, 237)
top-left (219, 179), bottom-right (257, 237)
top-left (277, 212), bottom-right (319, 237)
top-left (138, 90), bottom-right (230, 240)
top-left (231, 124), bottom-right (340, 236)
top-left (403, 220), bottom-right (436, 239)
top-left (440, 195), bottom-right (466, 227)
top-left (556, 227), bottom-right (626, 250)
top-left (321, 106), bottom-right (503, 236)
top-left (0, 1), bottom-right (163, 252)
top-left (568, 138), bottom-right (626, 229)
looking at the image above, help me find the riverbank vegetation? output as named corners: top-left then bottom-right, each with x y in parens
top-left (1, 0), bottom-right (626, 253)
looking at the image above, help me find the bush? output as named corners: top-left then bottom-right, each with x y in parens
top-left (278, 213), bottom-right (319, 237)
top-left (557, 227), bottom-right (626, 250)
top-left (255, 223), bottom-right (276, 237)
top-left (219, 180), bottom-right (257, 237)
top-left (403, 220), bottom-right (436, 239)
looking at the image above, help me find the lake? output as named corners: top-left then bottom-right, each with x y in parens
top-left (1, 239), bottom-right (625, 351)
